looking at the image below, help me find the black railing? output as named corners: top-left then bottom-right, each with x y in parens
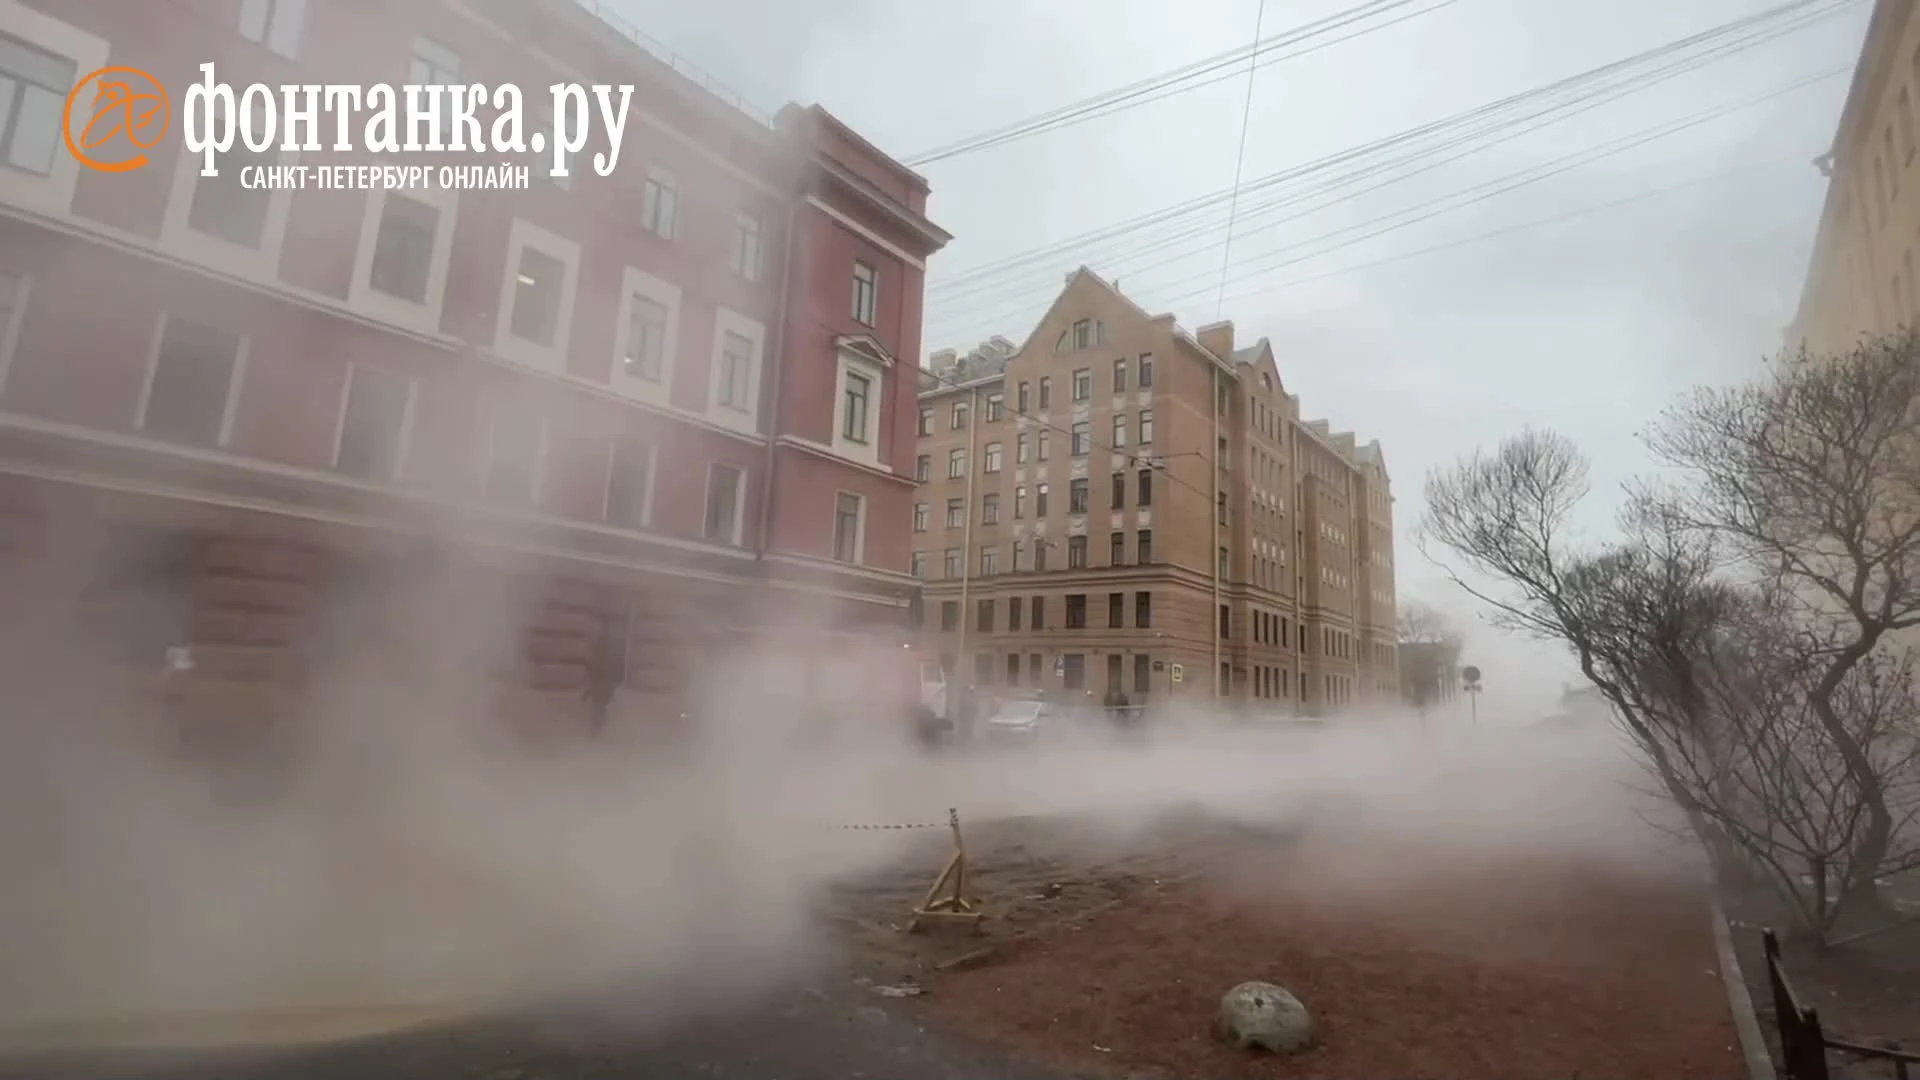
top-left (1763, 928), bottom-right (1917, 1080)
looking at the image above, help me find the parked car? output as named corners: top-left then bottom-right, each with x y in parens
top-left (983, 698), bottom-right (1066, 743)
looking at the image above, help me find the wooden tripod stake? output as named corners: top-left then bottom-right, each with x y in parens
top-left (909, 808), bottom-right (984, 933)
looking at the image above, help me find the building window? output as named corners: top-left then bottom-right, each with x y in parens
top-left (984, 442), bottom-right (1003, 473)
top-left (981, 544), bottom-right (1000, 576)
top-left (186, 105), bottom-right (274, 248)
top-left (1014, 485), bottom-right (1027, 519)
top-left (1139, 353), bottom-right (1155, 388)
top-left (239, 0), bottom-right (306, 59)
top-left (643, 168), bottom-right (678, 239)
top-left (1017, 382), bottom-right (1030, 413)
top-left (948, 448), bottom-right (967, 479)
top-left (1067, 535), bottom-right (1088, 568)
top-left (732, 212), bottom-right (762, 280)
top-left (1106, 653), bottom-right (1124, 690)
top-left (1219, 604), bottom-right (1230, 639)
top-left (1068, 478), bottom-right (1089, 514)
top-left (624, 295), bottom-right (669, 381)
top-left (1030, 597), bottom-right (1046, 631)
top-left (976, 598), bottom-right (994, 633)
top-left (1112, 357), bottom-right (1128, 393)
top-left (1033, 538), bottom-right (1049, 572)
top-left (842, 370), bottom-right (871, 443)
top-left (1008, 597), bottom-right (1024, 629)
top-left (1013, 541), bottom-right (1029, 571)
top-left (1007, 653), bottom-right (1021, 685)
top-left (0, 31), bottom-right (73, 176)
top-left (1110, 531), bottom-right (1125, 565)
top-left (940, 601), bottom-right (959, 630)
top-left (1137, 529), bottom-right (1152, 563)
top-left (718, 331), bottom-right (755, 411)
top-left (142, 317), bottom-right (241, 448)
top-left (1038, 377), bottom-right (1052, 409)
top-left (913, 502), bottom-right (929, 532)
top-left (605, 438), bottom-right (653, 528)
top-left (1138, 469), bottom-right (1153, 507)
top-left (1110, 471), bottom-right (1126, 509)
top-left (915, 454), bottom-right (931, 482)
top-left (1065, 594), bottom-right (1087, 629)
top-left (917, 408), bottom-right (933, 437)
top-left (1035, 482), bottom-right (1050, 516)
top-left (1016, 433), bottom-right (1030, 464)
top-left (367, 194), bottom-right (439, 304)
top-left (1135, 591), bottom-right (1152, 628)
top-left (1112, 412), bottom-right (1127, 448)
top-left (951, 399), bottom-right (970, 429)
top-left (1062, 653), bottom-right (1086, 690)
top-left (852, 261), bottom-right (878, 325)
top-left (334, 363), bottom-right (412, 481)
top-left (408, 35), bottom-right (460, 85)
top-left (484, 406), bottom-right (544, 504)
top-left (1072, 368), bottom-right (1092, 401)
top-left (703, 464), bottom-right (744, 545)
top-left (1071, 421), bottom-right (1090, 457)
top-left (985, 393), bottom-right (1005, 421)
top-left (982, 492), bottom-right (1001, 524)
top-left (1108, 591), bottom-right (1124, 628)
top-left (1134, 653), bottom-right (1151, 693)
top-left (1071, 319), bottom-right (1092, 350)
top-left (832, 492), bottom-right (863, 564)
top-left (944, 549), bottom-right (963, 578)
top-left (946, 498), bottom-right (965, 529)
top-left (1139, 408), bottom-right (1154, 444)
top-left (910, 551), bottom-right (927, 578)
top-left (509, 247), bottom-right (566, 346)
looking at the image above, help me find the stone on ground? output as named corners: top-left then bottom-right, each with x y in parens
top-left (1213, 980), bottom-right (1314, 1054)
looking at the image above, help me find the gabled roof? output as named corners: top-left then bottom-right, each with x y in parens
top-left (1014, 267), bottom-right (1236, 374)
top-left (835, 333), bottom-right (896, 369)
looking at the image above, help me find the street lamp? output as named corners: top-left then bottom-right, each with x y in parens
top-left (1461, 664), bottom-right (1482, 726)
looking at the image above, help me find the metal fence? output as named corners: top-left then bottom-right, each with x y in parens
top-left (1763, 928), bottom-right (1917, 1080)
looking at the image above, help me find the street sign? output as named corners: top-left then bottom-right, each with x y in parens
top-left (1170, 663), bottom-right (1185, 685)
top-left (1053, 657), bottom-right (1065, 677)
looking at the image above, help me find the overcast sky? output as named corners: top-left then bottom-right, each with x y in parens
top-left (611, 0), bottom-right (1868, 719)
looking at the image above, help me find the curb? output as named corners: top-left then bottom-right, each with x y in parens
top-left (1710, 891), bottom-right (1778, 1080)
top-left (0, 1005), bottom-right (456, 1057)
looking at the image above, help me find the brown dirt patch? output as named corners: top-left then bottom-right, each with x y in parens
top-left (926, 853), bottom-right (1744, 1080)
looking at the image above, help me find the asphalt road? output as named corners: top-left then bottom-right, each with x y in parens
top-left (0, 982), bottom-right (1088, 1080)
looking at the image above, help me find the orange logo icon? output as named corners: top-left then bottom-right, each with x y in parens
top-left (64, 67), bottom-right (171, 173)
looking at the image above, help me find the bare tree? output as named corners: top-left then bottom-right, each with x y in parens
top-left (1647, 332), bottom-right (1920, 917)
top-left (1422, 417), bottom-right (1920, 939)
top-left (1397, 600), bottom-right (1462, 713)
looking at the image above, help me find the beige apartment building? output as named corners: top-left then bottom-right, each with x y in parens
top-left (910, 269), bottom-right (1397, 716)
top-left (1789, 0), bottom-right (1920, 353)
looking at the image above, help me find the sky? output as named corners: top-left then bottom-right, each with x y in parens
top-left (608, 0), bottom-right (1869, 719)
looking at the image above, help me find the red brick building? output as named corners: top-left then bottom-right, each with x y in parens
top-left (0, 0), bottom-right (949, 731)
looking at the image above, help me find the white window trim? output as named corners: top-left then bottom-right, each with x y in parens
top-left (610, 267), bottom-right (680, 408)
top-left (704, 306), bottom-right (765, 436)
top-left (832, 489), bottom-right (867, 565)
top-left (348, 185), bottom-right (459, 336)
top-left (0, 3), bottom-right (106, 219)
top-left (830, 348), bottom-right (885, 468)
top-left (600, 436), bottom-right (657, 530)
top-left (483, 407), bottom-right (548, 506)
top-left (328, 361), bottom-right (419, 482)
top-left (494, 218), bottom-right (581, 376)
top-left (134, 312), bottom-right (249, 449)
top-left (158, 107), bottom-right (301, 281)
top-left (703, 462), bottom-right (747, 547)
top-left (0, 274), bottom-right (30, 396)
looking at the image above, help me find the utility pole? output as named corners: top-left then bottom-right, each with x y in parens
top-left (1210, 365), bottom-right (1223, 703)
top-left (953, 384), bottom-right (982, 703)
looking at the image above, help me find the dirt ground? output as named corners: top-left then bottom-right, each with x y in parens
top-left (1724, 873), bottom-right (1920, 1080)
top-left (827, 815), bottom-right (1747, 1080)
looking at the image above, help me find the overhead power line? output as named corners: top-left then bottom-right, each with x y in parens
top-left (900, 0), bottom-right (1459, 167)
top-left (924, 0), bottom-right (1857, 303)
top-left (1217, 0), bottom-right (1274, 322)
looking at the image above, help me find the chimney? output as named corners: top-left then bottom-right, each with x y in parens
top-left (1195, 320), bottom-right (1235, 358)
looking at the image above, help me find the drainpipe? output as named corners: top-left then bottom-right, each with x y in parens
top-left (753, 194), bottom-right (803, 563)
top-left (1211, 365), bottom-right (1223, 702)
top-left (953, 384), bottom-right (981, 694)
